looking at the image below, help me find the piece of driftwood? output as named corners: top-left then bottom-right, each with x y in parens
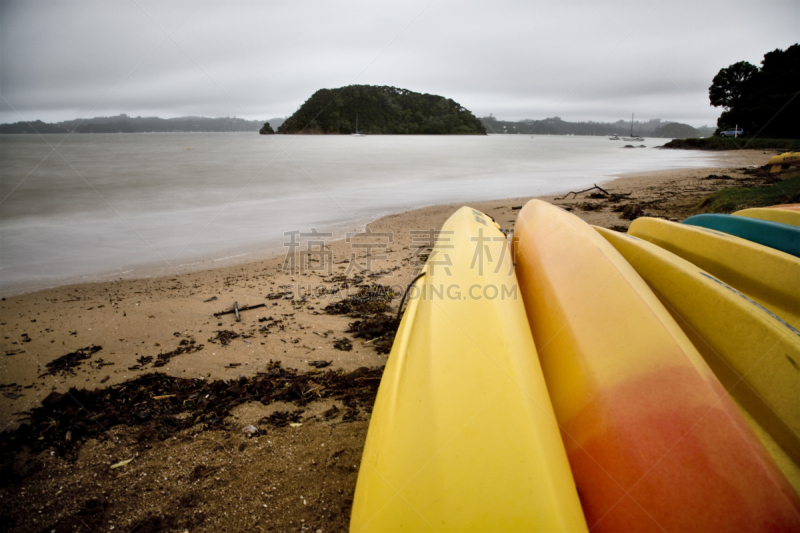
top-left (213, 303), bottom-right (266, 318)
top-left (555, 183), bottom-right (610, 200)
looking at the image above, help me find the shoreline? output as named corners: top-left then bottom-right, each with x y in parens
top-left (0, 150), bottom-right (770, 421)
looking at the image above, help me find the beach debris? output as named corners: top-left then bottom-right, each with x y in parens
top-left (210, 330), bottom-right (241, 346)
top-left (41, 345), bottom-right (102, 377)
top-left (224, 363), bottom-right (241, 368)
top-left (110, 458), bottom-right (134, 469)
top-left (322, 404), bottom-right (340, 420)
top-left (333, 337), bottom-right (353, 351)
top-left (555, 184), bottom-right (611, 200)
top-left (266, 291), bottom-right (291, 300)
top-left (0, 364), bottom-right (383, 471)
top-left (258, 319), bottom-right (283, 336)
top-left (242, 424), bottom-right (259, 436)
top-left (308, 360), bottom-right (332, 368)
top-left (153, 343), bottom-right (203, 368)
top-left (323, 284), bottom-right (398, 318)
top-left (203, 296), bottom-right (218, 302)
top-left (213, 303), bottom-right (266, 318)
top-left (152, 394), bottom-right (175, 401)
top-left (618, 204), bottom-right (645, 220)
top-left (128, 355), bottom-right (154, 370)
top-left (0, 384), bottom-right (23, 401)
top-left (347, 316), bottom-right (400, 354)
top-left (261, 409), bottom-right (305, 428)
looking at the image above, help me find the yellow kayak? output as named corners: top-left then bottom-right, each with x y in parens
top-left (350, 207), bottom-right (587, 532)
top-left (628, 217), bottom-right (800, 326)
top-left (513, 200), bottom-right (800, 532)
top-left (734, 207), bottom-right (800, 228)
top-left (596, 226), bottom-right (800, 491)
top-left (767, 152), bottom-right (800, 173)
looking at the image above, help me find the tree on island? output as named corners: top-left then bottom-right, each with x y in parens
top-left (709, 44), bottom-right (799, 138)
top-left (259, 122), bottom-right (275, 134)
top-left (277, 85), bottom-right (486, 135)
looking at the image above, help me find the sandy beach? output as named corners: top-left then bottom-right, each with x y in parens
top-left (0, 148), bottom-right (778, 532)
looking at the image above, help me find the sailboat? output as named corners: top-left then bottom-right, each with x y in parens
top-left (622, 113), bottom-right (644, 141)
top-left (351, 113), bottom-right (365, 137)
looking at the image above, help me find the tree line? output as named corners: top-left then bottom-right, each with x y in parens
top-left (0, 115), bottom-right (268, 134)
top-left (709, 44), bottom-right (799, 138)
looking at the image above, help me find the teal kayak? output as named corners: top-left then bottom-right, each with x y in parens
top-left (682, 214), bottom-right (800, 258)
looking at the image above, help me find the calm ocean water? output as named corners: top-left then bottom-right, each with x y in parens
top-left (0, 133), bottom-right (715, 295)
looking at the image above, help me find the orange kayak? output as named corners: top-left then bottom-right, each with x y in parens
top-left (513, 199), bottom-right (800, 532)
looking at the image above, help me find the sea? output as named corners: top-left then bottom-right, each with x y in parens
top-left (0, 133), bottom-right (718, 295)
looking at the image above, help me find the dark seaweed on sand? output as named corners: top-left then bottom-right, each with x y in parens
top-left (42, 345), bottom-right (103, 376)
top-left (323, 284), bottom-right (398, 318)
top-left (0, 361), bottom-right (383, 484)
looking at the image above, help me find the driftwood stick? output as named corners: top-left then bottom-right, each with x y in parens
top-left (593, 183), bottom-right (610, 195)
top-left (554, 184), bottom-right (610, 200)
top-left (234, 301), bottom-right (240, 322)
top-left (213, 303), bottom-right (266, 317)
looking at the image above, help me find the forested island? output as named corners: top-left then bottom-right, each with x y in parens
top-left (277, 85), bottom-right (486, 134)
top-left (0, 115), bottom-right (286, 134)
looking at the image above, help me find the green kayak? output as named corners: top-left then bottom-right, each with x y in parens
top-left (682, 214), bottom-right (800, 258)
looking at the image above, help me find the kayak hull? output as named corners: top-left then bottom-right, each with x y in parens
top-left (683, 213), bottom-right (800, 258)
top-left (350, 207), bottom-right (587, 532)
top-left (628, 217), bottom-right (800, 326)
top-left (596, 225), bottom-right (800, 490)
top-left (513, 200), bottom-right (800, 532)
top-left (734, 207), bottom-right (800, 227)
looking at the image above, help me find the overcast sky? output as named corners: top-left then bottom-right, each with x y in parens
top-left (1, 0), bottom-right (797, 127)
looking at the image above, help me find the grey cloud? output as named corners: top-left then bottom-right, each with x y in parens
top-left (1, 0), bottom-right (797, 127)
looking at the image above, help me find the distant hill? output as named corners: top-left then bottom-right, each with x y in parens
top-left (277, 85), bottom-right (486, 135)
top-left (0, 120), bottom-right (71, 134)
top-left (480, 116), bottom-right (716, 137)
top-left (0, 114), bottom-right (266, 134)
top-left (650, 122), bottom-right (700, 138)
top-left (265, 117), bottom-right (286, 130)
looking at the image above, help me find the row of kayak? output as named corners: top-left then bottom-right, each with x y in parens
top-left (350, 200), bottom-right (800, 532)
